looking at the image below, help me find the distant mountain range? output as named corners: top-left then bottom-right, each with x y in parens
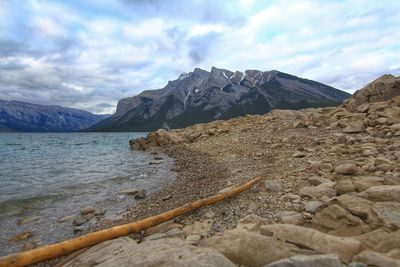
top-left (0, 100), bottom-right (109, 132)
top-left (88, 67), bottom-right (350, 132)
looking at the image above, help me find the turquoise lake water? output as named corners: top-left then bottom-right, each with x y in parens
top-left (0, 132), bottom-right (175, 256)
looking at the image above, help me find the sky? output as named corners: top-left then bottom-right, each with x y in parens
top-left (0, 0), bottom-right (399, 114)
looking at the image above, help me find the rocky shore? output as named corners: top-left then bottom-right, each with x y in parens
top-left (42, 74), bottom-right (400, 266)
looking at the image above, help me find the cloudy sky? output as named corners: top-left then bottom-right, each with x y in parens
top-left (0, 0), bottom-right (399, 114)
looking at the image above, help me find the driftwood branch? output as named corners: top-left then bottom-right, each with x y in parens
top-left (0, 176), bottom-right (262, 267)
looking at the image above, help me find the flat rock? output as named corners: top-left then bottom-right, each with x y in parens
top-left (62, 237), bottom-right (235, 267)
top-left (293, 151), bottom-right (306, 158)
top-left (199, 229), bottom-right (298, 266)
top-left (80, 206), bottom-right (96, 215)
top-left (308, 176), bottom-right (331, 186)
top-left (57, 214), bottom-right (76, 223)
top-left (358, 185), bottom-right (400, 202)
top-left (299, 183), bottom-right (337, 199)
top-left (73, 216), bottom-right (87, 226)
top-left (266, 254), bottom-right (342, 267)
top-left (260, 224), bottom-right (362, 263)
top-left (145, 228), bottom-right (184, 241)
top-left (312, 204), bottom-right (368, 236)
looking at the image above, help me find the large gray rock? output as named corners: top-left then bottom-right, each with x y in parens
top-left (199, 229), bottom-right (300, 266)
top-left (266, 254), bottom-right (342, 267)
top-left (372, 202), bottom-right (400, 228)
top-left (62, 237), bottom-right (235, 267)
top-left (260, 224), bottom-right (362, 263)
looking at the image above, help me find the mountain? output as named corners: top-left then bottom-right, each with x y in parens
top-left (88, 67), bottom-right (350, 132)
top-left (0, 99), bottom-right (109, 132)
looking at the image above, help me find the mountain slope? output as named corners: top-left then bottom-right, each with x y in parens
top-left (89, 67), bottom-right (350, 132)
top-left (0, 100), bottom-right (109, 132)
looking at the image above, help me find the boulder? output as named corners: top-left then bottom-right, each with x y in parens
top-left (260, 224), bottom-right (362, 263)
top-left (62, 237), bottom-right (235, 267)
top-left (345, 74), bottom-right (400, 111)
top-left (335, 163), bottom-right (358, 175)
top-left (312, 205), bottom-right (368, 236)
top-left (353, 176), bottom-right (384, 192)
top-left (339, 119), bottom-right (366, 133)
top-left (266, 254), bottom-right (342, 267)
top-left (326, 195), bottom-right (376, 223)
top-left (335, 180), bottom-right (356, 195)
top-left (199, 229), bottom-right (298, 266)
top-left (358, 185), bottom-right (400, 202)
top-left (353, 250), bottom-right (400, 267)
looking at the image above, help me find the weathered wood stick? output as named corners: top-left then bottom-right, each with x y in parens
top-left (0, 176), bottom-right (262, 267)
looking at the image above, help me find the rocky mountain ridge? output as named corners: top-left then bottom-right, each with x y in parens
top-left (88, 67), bottom-right (350, 132)
top-left (0, 99), bottom-right (108, 132)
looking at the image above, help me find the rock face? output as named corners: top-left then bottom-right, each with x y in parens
top-left (345, 74), bottom-right (400, 111)
top-left (88, 67), bottom-right (349, 131)
top-left (0, 99), bottom-right (108, 132)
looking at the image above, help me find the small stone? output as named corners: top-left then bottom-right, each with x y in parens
top-left (154, 156), bottom-right (163, 160)
top-left (135, 190), bottom-right (147, 199)
top-left (335, 163), bottom-right (358, 175)
top-left (80, 206), bottom-right (96, 215)
top-left (73, 216), bottom-right (88, 226)
top-left (162, 195), bottom-right (172, 201)
top-left (293, 151), bottom-right (306, 158)
top-left (121, 188), bottom-right (139, 195)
